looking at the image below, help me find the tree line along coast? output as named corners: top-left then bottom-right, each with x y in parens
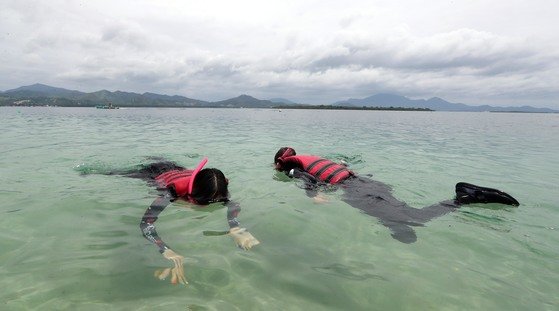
top-left (1, 83), bottom-right (557, 113)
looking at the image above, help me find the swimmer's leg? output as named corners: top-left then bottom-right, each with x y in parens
top-left (455, 182), bottom-right (519, 206)
top-left (122, 161), bottom-right (185, 181)
top-left (404, 200), bottom-right (459, 223)
top-left (381, 221), bottom-right (418, 244)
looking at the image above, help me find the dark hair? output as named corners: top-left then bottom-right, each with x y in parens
top-left (274, 147), bottom-right (296, 164)
top-left (190, 168), bottom-right (229, 205)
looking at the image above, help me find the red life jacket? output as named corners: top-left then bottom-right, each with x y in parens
top-left (155, 170), bottom-right (194, 197)
top-left (280, 155), bottom-right (352, 184)
top-left (154, 157), bottom-right (208, 199)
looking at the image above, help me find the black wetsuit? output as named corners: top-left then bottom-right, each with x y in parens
top-left (118, 162), bottom-right (240, 253)
top-left (287, 167), bottom-right (517, 244)
top-left (340, 175), bottom-right (457, 243)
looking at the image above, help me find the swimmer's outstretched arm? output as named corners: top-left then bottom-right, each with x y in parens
top-left (225, 200), bottom-right (260, 250)
top-left (225, 200), bottom-right (241, 229)
top-left (140, 191), bottom-right (173, 252)
top-left (289, 167), bottom-right (319, 184)
top-left (290, 168), bottom-right (327, 200)
top-left (140, 191), bottom-right (187, 285)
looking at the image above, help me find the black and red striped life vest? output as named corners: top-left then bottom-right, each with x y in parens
top-left (280, 155), bottom-right (352, 184)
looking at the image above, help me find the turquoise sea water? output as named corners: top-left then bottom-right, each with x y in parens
top-left (1, 106), bottom-right (558, 310)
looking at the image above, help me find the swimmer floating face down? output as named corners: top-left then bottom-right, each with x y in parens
top-left (271, 146), bottom-right (520, 244)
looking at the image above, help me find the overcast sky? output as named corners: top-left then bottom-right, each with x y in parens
top-left (1, 0), bottom-right (558, 108)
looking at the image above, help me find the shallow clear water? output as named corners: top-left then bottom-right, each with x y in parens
top-left (1, 107), bottom-right (558, 310)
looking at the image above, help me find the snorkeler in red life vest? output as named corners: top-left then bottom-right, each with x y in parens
top-left (119, 157), bottom-right (259, 285)
top-left (274, 147), bottom-right (519, 244)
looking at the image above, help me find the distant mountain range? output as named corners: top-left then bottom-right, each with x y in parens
top-left (212, 94), bottom-right (277, 108)
top-left (335, 93), bottom-right (558, 113)
top-left (269, 98), bottom-right (297, 105)
top-left (1, 84), bottom-right (210, 108)
top-left (1, 83), bottom-right (556, 112)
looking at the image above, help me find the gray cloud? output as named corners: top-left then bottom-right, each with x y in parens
top-left (307, 29), bottom-right (551, 75)
top-left (100, 23), bottom-right (152, 50)
top-left (1, 0), bottom-right (558, 108)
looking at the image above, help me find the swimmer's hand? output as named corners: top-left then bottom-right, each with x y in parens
top-left (313, 193), bottom-right (329, 204)
top-left (229, 227), bottom-right (260, 250)
top-left (154, 249), bottom-right (188, 285)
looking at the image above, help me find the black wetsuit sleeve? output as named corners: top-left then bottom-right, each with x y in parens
top-left (139, 190), bottom-right (174, 253)
top-left (225, 200), bottom-right (241, 229)
top-left (289, 167), bottom-right (321, 198)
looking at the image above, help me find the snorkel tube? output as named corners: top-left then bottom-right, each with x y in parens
top-left (188, 157), bottom-right (208, 195)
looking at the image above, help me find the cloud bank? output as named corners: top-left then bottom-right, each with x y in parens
top-left (1, 0), bottom-right (558, 108)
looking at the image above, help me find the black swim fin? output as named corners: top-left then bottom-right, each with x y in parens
top-left (455, 182), bottom-right (519, 206)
